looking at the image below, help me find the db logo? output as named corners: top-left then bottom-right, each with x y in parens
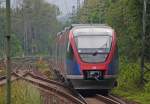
top-left (92, 66), bottom-right (97, 69)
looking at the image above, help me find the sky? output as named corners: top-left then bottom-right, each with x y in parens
top-left (0, 0), bottom-right (84, 17)
top-left (46, 0), bottom-right (84, 15)
top-left (1, 0), bottom-right (84, 15)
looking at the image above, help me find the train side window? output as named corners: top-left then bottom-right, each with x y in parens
top-left (67, 43), bottom-right (74, 59)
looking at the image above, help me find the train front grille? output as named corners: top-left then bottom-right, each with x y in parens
top-left (80, 53), bottom-right (108, 63)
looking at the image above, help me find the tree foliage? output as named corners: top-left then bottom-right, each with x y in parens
top-left (75, 0), bottom-right (150, 61)
top-left (0, 0), bottom-right (62, 57)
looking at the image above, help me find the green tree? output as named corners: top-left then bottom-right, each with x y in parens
top-left (0, 0), bottom-right (62, 57)
top-left (12, 0), bottom-right (62, 55)
top-left (75, 0), bottom-right (150, 61)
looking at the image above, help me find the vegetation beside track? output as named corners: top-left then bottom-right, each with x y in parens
top-left (0, 80), bottom-right (43, 104)
top-left (113, 89), bottom-right (150, 104)
top-left (112, 59), bottom-right (150, 104)
top-left (35, 60), bottom-right (55, 79)
top-left (0, 58), bottom-right (52, 78)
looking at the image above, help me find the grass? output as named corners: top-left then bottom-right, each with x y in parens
top-left (112, 59), bottom-right (150, 104)
top-left (0, 80), bottom-right (43, 104)
top-left (112, 87), bottom-right (150, 104)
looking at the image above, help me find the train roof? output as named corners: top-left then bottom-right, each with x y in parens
top-left (71, 24), bottom-right (112, 29)
top-left (56, 24), bottom-right (113, 37)
top-left (71, 24), bottom-right (114, 36)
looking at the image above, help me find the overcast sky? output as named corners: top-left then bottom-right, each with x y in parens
top-left (2, 0), bottom-right (84, 16)
top-left (46, 0), bottom-right (84, 15)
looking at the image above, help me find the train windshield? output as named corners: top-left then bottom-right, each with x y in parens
top-left (76, 35), bottom-right (111, 53)
top-left (73, 27), bottom-right (112, 63)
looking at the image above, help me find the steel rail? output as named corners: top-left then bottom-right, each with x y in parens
top-left (83, 94), bottom-right (126, 104)
top-left (24, 72), bottom-right (75, 94)
top-left (108, 95), bottom-right (126, 104)
top-left (0, 72), bottom-right (24, 86)
top-left (95, 94), bottom-right (121, 104)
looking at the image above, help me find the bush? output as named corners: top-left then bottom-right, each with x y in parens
top-left (117, 57), bottom-right (141, 91)
top-left (145, 82), bottom-right (150, 92)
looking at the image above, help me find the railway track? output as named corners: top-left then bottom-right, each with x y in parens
top-left (20, 72), bottom-right (85, 104)
top-left (0, 72), bottom-right (20, 85)
top-left (84, 94), bottom-right (126, 104)
top-left (0, 71), bottom-right (85, 104)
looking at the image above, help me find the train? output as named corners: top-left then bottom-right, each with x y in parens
top-left (52, 24), bottom-right (119, 94)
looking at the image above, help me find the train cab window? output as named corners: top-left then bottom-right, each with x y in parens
top-left (76, 35), bottom-right (112, 53)
top-left (73, 27), bottom-right (112, 63)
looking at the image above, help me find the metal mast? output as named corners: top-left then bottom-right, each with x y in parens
top-left (5, 0), bottom-right (11, 104)
top-left (141, 0), bottom-right (147, 85)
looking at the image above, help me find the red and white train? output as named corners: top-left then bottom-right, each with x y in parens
top-left (53, 24), bottom-right (119, 94)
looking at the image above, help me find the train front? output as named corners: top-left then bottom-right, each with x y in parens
top-left (67, 25), bottom-right (118, 91)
